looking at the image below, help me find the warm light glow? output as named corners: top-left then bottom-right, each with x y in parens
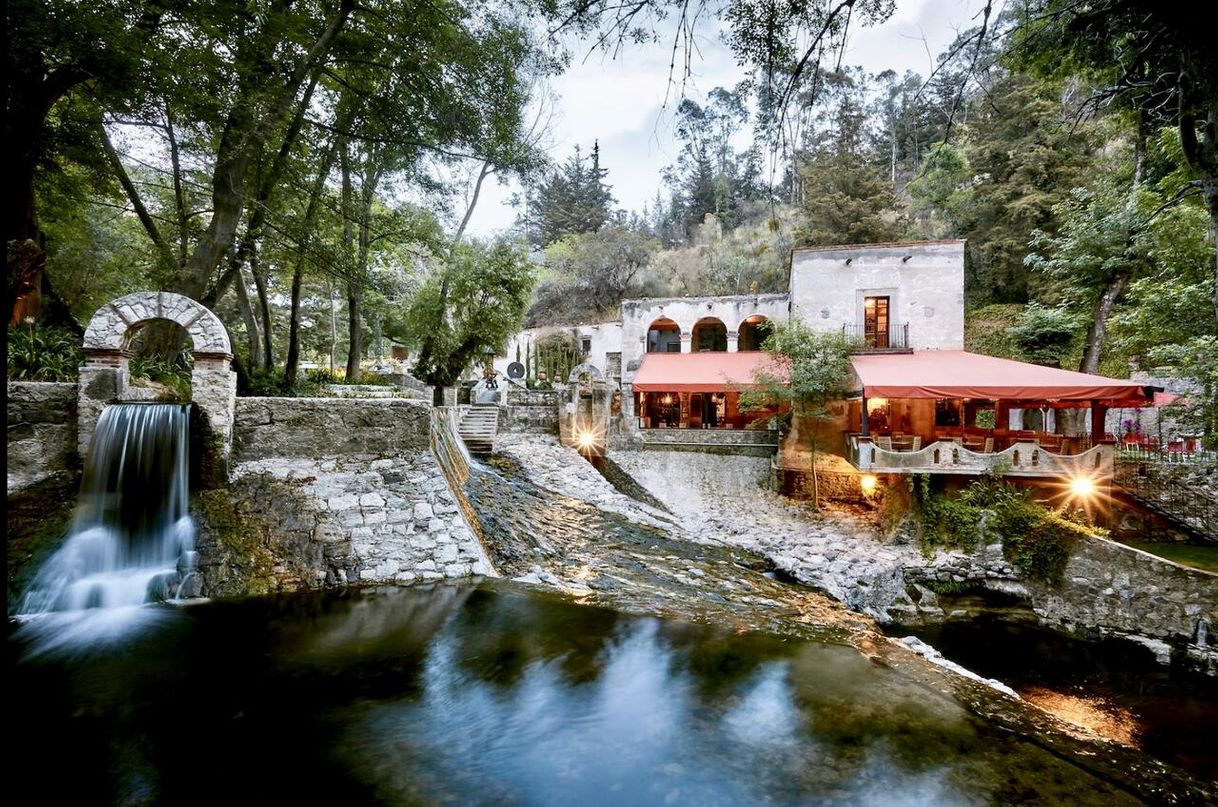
top-left (1069, 476), bottom-right (1095, 498)
top-left (663, 394), bottom-right (673, 404)
top-left (860, 474), bottom-right (878, 495)
top-left (576, 430), bottom-right (596, 450)
top-left (867, 398), bottom-right (888, 412)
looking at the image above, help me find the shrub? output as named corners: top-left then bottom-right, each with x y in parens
top-left (7, 323), bottom-right (82, 381)
top-left (899, 475), bottom-right (1094, 586)
top-left (129, 351), bottom-right (193, 400)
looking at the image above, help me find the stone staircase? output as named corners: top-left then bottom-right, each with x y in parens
top-left (458, 404), bottom-right (500, 456)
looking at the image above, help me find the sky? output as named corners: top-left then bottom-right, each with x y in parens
top-left (463, 0), bottom-right (987, 237)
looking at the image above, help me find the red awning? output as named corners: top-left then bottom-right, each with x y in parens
top-left (851, 350), bottom-right (1153, 404)
top-left (632, 351), bottom-right (784, 393)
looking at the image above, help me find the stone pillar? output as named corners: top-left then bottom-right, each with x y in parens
top-left (191, 353), bottom-right (237, 487)
top-left (77, 349), bottom-right (129, 458)
top-left (680, 331), bottom-right (692, 353)
top-left (726, 330), bottom-right (739, 352)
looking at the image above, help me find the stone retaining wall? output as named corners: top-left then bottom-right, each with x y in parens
top-left (7, 381), bottom-right (78, 493)
top-left (196, 397), bottom-right (494, 596)
top-left (1029, 536), bottom-right (1217, 655)
top-left (503, 388), bottom-right (559, 434)
top-left (232, 398), bottom-right (431, 461)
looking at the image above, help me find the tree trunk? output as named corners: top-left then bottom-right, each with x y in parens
top-left (283, 136), bottom-right (340, 383)
top-left (1078, 111), bottom-right (1148, 375)
top-left (1178, 101), bottom-right (1218, 326)
top-left (283, 258), bottom-right (307, 385)
top-left (233, 264), bottom-right (263, 371)
top-left (250, 254), bottom-right (274, 368)
top-left (1078, 271), bottom-right (1132, 374)
top-left (346, 285), bottom-right (363, 380)
top-left (179, 2), bottom-right (353, 299)
top-left (809, 416), bottom-right (821, 510)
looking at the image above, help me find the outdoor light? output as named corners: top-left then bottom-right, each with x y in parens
top-left (1069, 476), bottom-right (1095, 498)
top-left (577, 431), bottom-right (596, 449)
top-left (860, 474), bottom-right (878, 495)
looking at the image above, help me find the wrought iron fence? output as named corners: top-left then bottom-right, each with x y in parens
top-left (1113, 460), bottom-right (1218, 542)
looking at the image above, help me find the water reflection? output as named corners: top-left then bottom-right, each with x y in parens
top-left (9, 584), bottom-right (1140, 805)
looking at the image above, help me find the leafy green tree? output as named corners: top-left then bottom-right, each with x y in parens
top-left (1010, 0), bottom-right (1218, 324)
top-left (1005, 303), bottom-right (1083, 367)
top-left (530, 225), bottom-right (658, 324)
top-left (741, 320), bottom-right (853, 509)
top-left (408, 239), bottom-right (536, 387)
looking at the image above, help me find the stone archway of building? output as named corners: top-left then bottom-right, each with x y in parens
top-left (567, 362), bottom-right (605, 385)
top-left (646, 318), bottom-right (681, 353)
top-left (78, 291), bottom-right (236, 484)
top-left (691, 317), bottom-right (727, 352)
top-left (738, 315), bottom-right (771, 351)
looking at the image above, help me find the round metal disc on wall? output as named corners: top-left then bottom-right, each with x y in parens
top-left (507, 362), bottom-right (525, 379)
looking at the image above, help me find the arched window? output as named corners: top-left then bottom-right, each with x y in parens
top-left (738, 315), bottom-right (771, 351)
top-left (646, 318), bottom-right (681, 353)
top-left (691, 317), bottom-right (727, 352)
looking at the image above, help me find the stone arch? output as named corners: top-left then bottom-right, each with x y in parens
top-left (83, 291), bottom-right (231, 355)
top-left (568, 362), bottom-right (604, 385)
top-left (737, 314), bottom-right (771, 351)
top-left (691, 317), bottom-right (727, 352)
top-left (646, 317), bottom-right (681, 353)
top-left (78, 292), bottom-right (236, 485)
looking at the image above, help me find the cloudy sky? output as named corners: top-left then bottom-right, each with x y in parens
top-left (463, 0), bottom-right (987, 236)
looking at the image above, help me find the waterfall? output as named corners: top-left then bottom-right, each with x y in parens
top-left (19, 403), bottom-right (197, 615)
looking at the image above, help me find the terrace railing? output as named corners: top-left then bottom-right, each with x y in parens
top-left (1113, 457), bottom-right (1217, 542)
top-left (841, 322), bottom-right (911, 352)
top-left (848, 436), bottom-right (1114, 479)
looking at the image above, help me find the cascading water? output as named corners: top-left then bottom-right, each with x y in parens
top-left (19, 403), bottom-right (197, 616)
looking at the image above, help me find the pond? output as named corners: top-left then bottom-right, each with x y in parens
top-left (9, 583), bottom-right (1154, 805)
top-left (889, 615), bottom-right (1218, 780)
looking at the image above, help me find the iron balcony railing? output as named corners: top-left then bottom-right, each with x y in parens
top-left (841, 322), bottom-right (910, 351)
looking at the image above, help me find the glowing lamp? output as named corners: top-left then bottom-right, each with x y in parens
top-left (860, 474), bottom-right (878, 495)
top-left (576, 430), bottom-right (596, 450)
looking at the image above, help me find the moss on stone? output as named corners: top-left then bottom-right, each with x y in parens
top-left (6, 474), bottom-right (78, 610)
top-left (194, 488), bottom-right (276, 597)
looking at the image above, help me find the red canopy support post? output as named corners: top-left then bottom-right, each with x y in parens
top-left (861, 395), bottom-right (869, 436)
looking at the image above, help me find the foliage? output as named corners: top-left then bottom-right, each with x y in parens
top-left (1005, 303), bottom-right (1083, 367)
top-left (897, 475), bottom-right (1093, 586)
top-left (7, 323), bottom-right (82, 381)
top-left (741, 320), bottom-right (853, 508)
top-left (129, 351), bottom-right (193, 400)
top-left (408, 238), bottom-right (536, 387)
top-left (964, 304), bottom-right (1023, 359)
top-left (523, 143), bottom-right (616, 248)
top-left (528, 225), bottom-right (659, 325)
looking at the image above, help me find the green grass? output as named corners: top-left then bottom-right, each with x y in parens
top-left (1124, 542), bottom-right (1218, 573)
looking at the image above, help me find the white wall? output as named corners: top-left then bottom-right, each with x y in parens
top-left (788, 241), bottom-right (965, 350)
top-left (494, 322), bottom-right (623, 381)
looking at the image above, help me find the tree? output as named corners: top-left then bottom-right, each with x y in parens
top-left (741, 321), bottom-right (854, 509)
top-left (528, 143), bottom-right (616, 247)
top-left (408, 239), bottom-right (535, 387)
top-left (1010, 0), bottom-right (1218, 324)
top-left (533, 225), bottom-right (657, 323)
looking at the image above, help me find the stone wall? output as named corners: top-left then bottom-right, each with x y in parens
top-left (232, 398), bottom-right (431, 461)
top-left (789, 241), bottom-right (966, 350)
top-left (893, 533), bottom-right (1218, 670)
top-left (197, 397), bottom-right (494, 596)
top-left (1028, 536), bottom-right (1217, 654)
top-left (503, 387), bottom-right (559, 434)
top-left (7, 381), bottom-right (78, 493)
top-left (638, 427), bottom-right (780, 456)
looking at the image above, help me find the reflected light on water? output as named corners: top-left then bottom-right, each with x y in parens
top-left (1022, 686), bottom-right (1141, 748)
